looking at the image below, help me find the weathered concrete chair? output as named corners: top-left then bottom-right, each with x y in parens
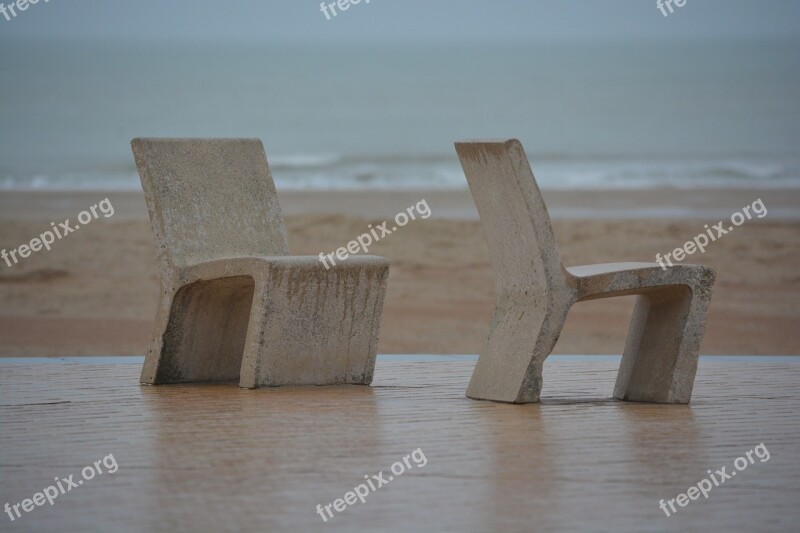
top-left (132, 138), bottom-right (389, 388)
top-left (455, 139), bottom-right (715, 404)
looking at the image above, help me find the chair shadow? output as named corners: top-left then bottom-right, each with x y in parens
top-left (463, 383), bottom-right (703, 528)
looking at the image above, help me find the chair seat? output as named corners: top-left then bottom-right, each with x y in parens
top-left (568, 262), bottom-right (713, 302)
top-left (567, 262), bottom-right (710, 278)
top-left (176, 255), bottom-right (389, 285)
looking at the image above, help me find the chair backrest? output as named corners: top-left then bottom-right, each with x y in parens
top-left (455, 139), bottom-right (567, 296)
top-left (131, 138), bottom-right (289, 269)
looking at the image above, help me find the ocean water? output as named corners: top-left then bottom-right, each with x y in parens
top-left (1, 40), bottom-right (799, 190)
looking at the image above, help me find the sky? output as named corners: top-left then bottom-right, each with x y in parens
top-left (0, 0), bottom-right (798, 45)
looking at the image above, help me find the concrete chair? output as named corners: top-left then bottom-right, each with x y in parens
top-left (132, 138), bottom-right (389, 388)
top-left (455, 139), bottom-right (715, 404)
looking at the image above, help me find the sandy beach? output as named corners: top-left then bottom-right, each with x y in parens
top-left (1, 188), bottom-right (797, 357)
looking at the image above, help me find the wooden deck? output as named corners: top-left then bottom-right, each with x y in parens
top-left (1, 357), bottom-right (799, 532)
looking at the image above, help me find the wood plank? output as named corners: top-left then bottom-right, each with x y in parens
top-left (1, 361), bottom-right (798, 531)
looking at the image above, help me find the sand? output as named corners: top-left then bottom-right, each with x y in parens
top-left (0, 189), bottom-right (798, 356)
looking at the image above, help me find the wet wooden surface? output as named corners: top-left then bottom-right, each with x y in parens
top-left (1, 360), bottom-right (799, 532)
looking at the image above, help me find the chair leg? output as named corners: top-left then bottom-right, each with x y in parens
top-left (466, 304), bottom-right (570, 403)
top-left (140, 288), bottom-right (175, 385)
top-left (614, 285), bottom-right (713, 403)
top-left (142, 276), bottom-right (256, 384)
top-left (238, 263), bottom-right (389, 388)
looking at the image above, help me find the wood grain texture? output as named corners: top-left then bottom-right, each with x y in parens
top-left (1, 361), bottom-right (798, 532)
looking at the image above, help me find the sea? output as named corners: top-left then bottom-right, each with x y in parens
top-left (1, 40), bottom-right (799, 191)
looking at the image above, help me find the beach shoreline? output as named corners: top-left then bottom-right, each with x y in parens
top-left (2, 187), bottom-right (799, 220)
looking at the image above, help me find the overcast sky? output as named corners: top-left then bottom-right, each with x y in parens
top-left (1, 0), bottom-right (798, 45)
